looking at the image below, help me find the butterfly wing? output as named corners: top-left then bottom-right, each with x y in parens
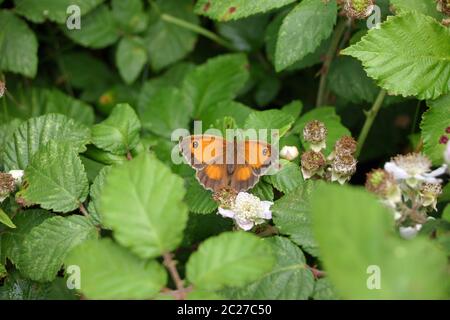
top-left (229, 140), bottom-right (273, 192)
top-left (179, 135), bottom-right (228, 191)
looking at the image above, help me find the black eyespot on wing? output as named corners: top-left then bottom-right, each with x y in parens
top-left (192, 141), bottom-right (199, 148)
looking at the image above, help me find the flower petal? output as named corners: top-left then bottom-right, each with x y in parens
top-left (235, 218), bottom-right (254, 231)
top-left (424, 164), bottom-right (447, 178)
top-left (384, 162), bottom-right (409, 180)
top-left (218, 207), bottom-right (235, 218)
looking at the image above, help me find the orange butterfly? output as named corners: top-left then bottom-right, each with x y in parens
top-left (179, 135), bottom-right (275, 192)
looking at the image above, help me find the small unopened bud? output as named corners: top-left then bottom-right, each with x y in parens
top-left (437, 0), bottom-right (450, 16)
top-left (280, 146), bottom-right (299, 161)
top-left (331, 153), bottom-right (357, 184)
top-left (340, 0), bottom-right (375, 19)
top-left (0, 81), bottom-right (5, 98)
top-left (420, 183), bottom-right (442, 211)
top-left (213, 187), bottom-right (238, 209)
top-left (0, 173), bottom-right (16, 202)
top-left (365, 169), bottom-right (401, 206)
top-left (335, 136), bottom-right (357, 156)
top-left (303, 120), bottom-right (327, 152)
top-left (301, 151), bottom-right (326, 179)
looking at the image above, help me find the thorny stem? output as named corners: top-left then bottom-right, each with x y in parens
top-left (160, 13), bottom-right (234, 50)
top-left (79, 203), bottom-right (89, 218)
top-left (316, 19), bottom-right (349, 108)
top-left (355, 89), bottom-right (387, 158)
top-left (307, 265), bottom-right (326, 279)
top-left (161, 286), bottom-right (193, 300)
top-left (163, 252), bottom-right (186, 299)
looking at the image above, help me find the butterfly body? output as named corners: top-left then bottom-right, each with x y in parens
top-left (179, 135), bottom-right (274, 192)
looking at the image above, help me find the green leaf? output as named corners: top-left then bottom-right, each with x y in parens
top-left (0, 264), bottom-right (6, 278)
top-left (0, 11), bottom-right (38, 77)
top-left (2, 113), bottom-right (91, 170)
top-left (200, 101), bottom-right (253, 129)
top-left (328, 56), bottom-right (379, 104)
top-left (145, 0), bottom-right (199, 71)
top-left (244, 110), bottom-right (294, 139)
top-left (1, 210), bottom-right (53, 265)
top-left (295, 107), bottom-right (351, 155)
top-left (17, 215), bottom-right (97, 282)
top-left (14, 0), bottom-right (104, 23)
top-left (264, 160), bottom-right (304, 194)
top-left (65, 238), bottom-right (167, 299)
top-left (87, 166), bottom-right (112, 225)
top-left (312, 278), bottom-right (339, 300)
top-left (139, 87), bottom-right (190, 138)
top-left (216, 14), bottom-right (270, 52)
top-left (116, 37), bottom-right (147, 84)
top-left (19, 141), bottom-right (89, 213)
top-left (275, 0), bottom-right (337, 71)
top-left (100, 154), bottom-right (188, 259)
top-left (250, 181), bottom-right (274, 201)
top-left (311, 183), bottom-right (448, 299)
top-left (0, 87), bottom-right (95, 125)
top-left (342, 12), bottom-right (450, 100)
top-left (281, 100), bottom-right (303, 120)
top-left (184, 178), bottom-right (218, 214)
top-left (0, 208), bottom-right (15, 229)
top-left (92, 104), bottom-right (141, 155)
top-left (421, 94), bottom-right (450, 165)
top-left (223, 237), bottom-right (314, 299)
top-left (272, 182), bottom-right (319, 256)
top-left (112, 0), bottom-right (148, 33)
top-left (182, 53), bottom-right (250, 118)
top-left (390, 0), bottom-right (446, 20)
top-left (186, 231), bottom-right (275, 291)
top-left (194, 0), bottom-right (296, 21)
top-left (0, 271), bottom-right (51, 299)
top-left (63, 4), bottom-right (119, 48)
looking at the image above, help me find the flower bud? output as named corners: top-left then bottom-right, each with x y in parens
top-left (303, 120), bottom-right (327, 152)
top-left (331, 153), bottom-right (357, 184)
top-left (340, 0), bottom-right (375, 19)
top-left (420, 183), bottom-right (442, 211)
top-left (212, 187), bottom-right (238, 209)
top-left (280, 146), bottom-right (299, 161)
top-left (437, 0), bottom-right (450, 16)
top-left (301, 150), bottom-right (326, 179)
top-left (334, 136), bottom-right (357, 156)
top-left (0, 172), bottom-right (16, 203)
top-left (365, 169), bottom-right (401, 206)
top-left (399, 224), bottom-right (422, 240)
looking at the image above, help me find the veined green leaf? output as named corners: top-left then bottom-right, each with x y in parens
top-left (194, 0), bottom-right (296, 21)
top-left (17, 215), bottom-right (97, 282)
top-left (2, 113), bottom-right (90, 170)
top-left (0, 208), bottom-right (15, 229)
top-left (275, 0), bottom-right (337, 71)
top-left (342, 12), bottom-right (450, 100)
top-left (65, 238), bottom-right (167, 299)
top-left (19, 141), bottom-right (89, 213)
top-left (92, 104), bottom-right (141, 155)
top-left (0, 11), bottom-right (38, 77)
top-left (116, 37), bottom-right (147, 85)
top-left (100, 154), bottom-right (188, 259)
top-left (186, 231), bottom-right (275, 290)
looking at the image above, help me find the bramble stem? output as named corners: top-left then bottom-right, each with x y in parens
top-left (160, 13), bottom-right (234, 50)
top-left (355, 89), bottom-right (387, 158)
top-left (79, 203), bottom-right (89, 217)
top-left (316, 19), bottom-right (349, 108)
top-left (163, 252), bottom-right (185, 299)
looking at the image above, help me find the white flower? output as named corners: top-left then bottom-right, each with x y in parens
top-left (218, 192), bottom-right (273, 231)
top-left (399, 224), bottom-right (422, 240)
top-left (280, 146), bottom-right (299, 161)
top-left (8, 170), bottom-right (24, 185)
top-left (384, 153), bottom-right (447, 188)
